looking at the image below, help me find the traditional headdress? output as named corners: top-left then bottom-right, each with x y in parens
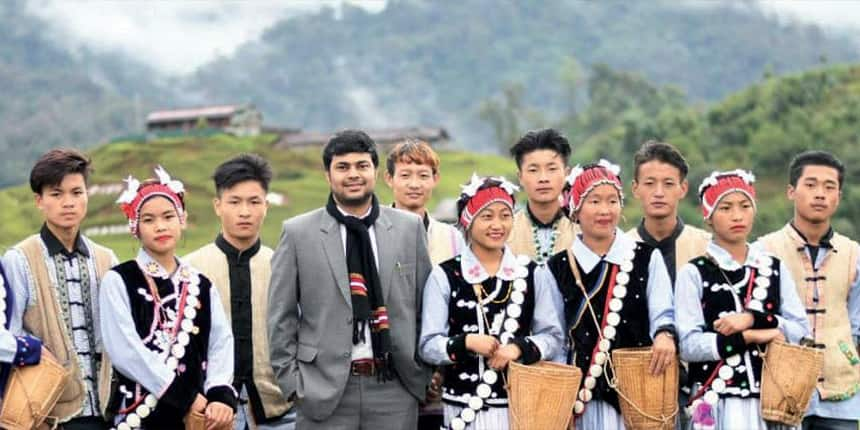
top-left (116, 166), bottom-right (186, 236)
top-left (698, 169), bottom-right (757, 220)
top-left (563, 159), bottom-right (623, 217)
top-left (457, 173), bottom-right (519, 230)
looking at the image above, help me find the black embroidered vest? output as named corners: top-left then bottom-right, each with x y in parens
top-left (687, 255), bottom-right (782, 399)
top-left (547, 243), bottom-right (654, 412)
top-left (106, 261), bottom-right (214, 427)
top-left (438, 257), bottom-right (537, 408)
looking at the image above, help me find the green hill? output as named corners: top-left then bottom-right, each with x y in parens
top-left (0, 135), bottom-right (516, 260)
top-left (567, 64), bottom-right (860, 238)
top-left (187, 1), bottom-right (859, 149)
top-left (4, 0), bottom-right (859, 188)
top-left (4, 63), bottom-right (860, 260)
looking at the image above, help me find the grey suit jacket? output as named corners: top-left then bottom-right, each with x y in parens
top-left (267, 205), bottom-right (433, 421)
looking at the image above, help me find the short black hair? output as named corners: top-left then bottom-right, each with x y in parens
top-left (789, 150), bottom-right (845, 189)
top-left (213, 153), bottom-right (273, 196)
top-left (509, 128), bottom-right (571, 169)
top-left (632, 140), bottom-right (688, 181)
top-left (29, 148), bottom-right (92, 194)
top-left (322, 129), bottom-right (379, 170)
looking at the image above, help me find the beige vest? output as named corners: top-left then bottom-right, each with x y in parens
top-left (758, 224), bottom-right (860, 400)
top-left (15, 234), bottom-right (115, 422)
top-left (627, 223), bottom-right (711, 275)
top-left (427, 217), bottom-right (463, 265)
top-left (507, 210), bottom-right (576, 261)
top-left (185, 243), bottom-right (292, 421)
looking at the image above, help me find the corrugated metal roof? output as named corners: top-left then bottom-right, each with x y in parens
top-left (146, 104), bottom-right (241, 123)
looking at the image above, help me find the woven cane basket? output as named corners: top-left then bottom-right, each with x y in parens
top-left (507, 361), bottom-right (582, 430)
top-left (612, 347), bottom-right (678, 430)
top-left (0, 352), bottom-right (70, 430)
top-left (760, 340), bottom-right (823, 426)
top-left (184, 410), bottom-right (207, 430)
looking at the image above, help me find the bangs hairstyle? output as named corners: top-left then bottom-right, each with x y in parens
top-left (789, 150), bottom-right (845, 189)
top-left (322, 129), bottom-right (379, 170)
top-left (138, 178), bottom-right (187, 210)
top-left (386, 138), bottom-right (440, 176)
top-left (455, 178), bottom-right (514, 221)
top-left (632, 140), bottom-right (688, 181)
top-left (30, 148), bottom-right (92, 194)
top-left (509, 128), bottom-right (571, 169)
top-left (213, 153), bottom-right (273, 196)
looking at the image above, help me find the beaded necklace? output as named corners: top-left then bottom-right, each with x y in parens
top-left (532, 219), bottom-right (560, 263)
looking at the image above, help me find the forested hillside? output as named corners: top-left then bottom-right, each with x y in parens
top-left (555, 64), bottom-right (860, 237)
top-left (3, 0), bottom-right (858, 190)
top-left (185, 0), bottom-right (859, 148)
top-left (0, 0), bottom-right (170, 186)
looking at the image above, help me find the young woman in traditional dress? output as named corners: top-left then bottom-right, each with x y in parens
top-left (99, 167), bottom-right (237, 429)
top-left (675, 170), bottom-right (809, 430)
top-left (419, 174), bottom-right (565, 430)
top-left (539, 159), bottom-right (677, 429)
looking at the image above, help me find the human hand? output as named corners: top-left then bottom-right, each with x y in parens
top-left (466, 334), bottom-right (499, 357)
top-left (713, 312), bottom-right (754, 336)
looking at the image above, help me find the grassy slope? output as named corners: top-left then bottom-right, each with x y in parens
top-left (0, 134), bottom-right (518, 260)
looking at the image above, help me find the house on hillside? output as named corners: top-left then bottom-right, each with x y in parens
top-left (274, 126), bottom-right (450, 149)
top-left (146, 104), bottom-right (262, 136)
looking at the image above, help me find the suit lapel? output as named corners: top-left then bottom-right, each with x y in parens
top-left (319, 211), bottom-right (351, 306)
top-left (375, 210), bottom-right (396, 304)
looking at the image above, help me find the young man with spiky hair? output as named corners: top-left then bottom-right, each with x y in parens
top-left (384, 141), bottom-right (464, 430)
top-left (628, 140), bottom-right (710, 284)
top-left (186, 154), bottom-right (294, 430)
top-left (627, 140), bottom-right (709, 428)
top-left (757, 151), bottom-right (860, 430)
top-left (507, 128), bottom-right (575, 263)
top-left (384, 139), bottom-right (464, 266)
top-left (3, 148), bottom-right (118, 429)
top-left (268, 130), bottom-right (432, 429)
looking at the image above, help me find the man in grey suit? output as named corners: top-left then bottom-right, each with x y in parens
top-left (268, 130), bottom-right (433, 429)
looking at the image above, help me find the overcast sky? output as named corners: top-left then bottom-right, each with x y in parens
top-left (25, 0), bottom-right (860, 76)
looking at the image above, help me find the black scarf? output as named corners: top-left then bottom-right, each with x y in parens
top-left (325, 193), bottom-right (394, 381)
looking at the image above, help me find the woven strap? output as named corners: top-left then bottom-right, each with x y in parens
top-left (566, 250), bottom-right (677, 426)
top-left (448, 283), bottom-right (514, 430)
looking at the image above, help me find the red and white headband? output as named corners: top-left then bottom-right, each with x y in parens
top-left (563, 159), bottom-right (624, 216)
top-left (458, 173), bottom-right (518, 230)
top-left (116, 166), bottom-right (186, 236)
top-left (698, 169), bottom-right (756, 220)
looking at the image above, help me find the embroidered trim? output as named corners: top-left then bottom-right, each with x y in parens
top-left (687, 255), bottom-right (774, 419)
top-left (0, 274), bottom-right (7, 327)
top-left (53, 251), bottom-right (100, 414)
top-left (573, 246), bottom-right (635, 416)
top-left (448, 254), bottom-right (530, 430)
top-left (112, 265), bottom-right (202, 430)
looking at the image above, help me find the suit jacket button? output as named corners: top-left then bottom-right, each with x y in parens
top-left (347, 317), bottom-right (352, 325)
top-left (343, 352), bottom-right (350, 358)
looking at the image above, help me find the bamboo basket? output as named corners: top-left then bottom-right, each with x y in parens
top-left (184, 409), bottom-right (207, 430)
top-left (0, 352), bottom-right (69, 430)
top-left (612, 347), bottom-right (678, 430)
top-left (760, 340), bottom-right (823, 426)
top-left (507, 361), bottom-right (582, 430)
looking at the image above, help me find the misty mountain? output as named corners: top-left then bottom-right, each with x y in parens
top-left (0, 0), bottom-right (172, 186)
top-left (183, 0), bottom-right (859, 148)
top-left (2, 0), bottom-right (859, 187)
